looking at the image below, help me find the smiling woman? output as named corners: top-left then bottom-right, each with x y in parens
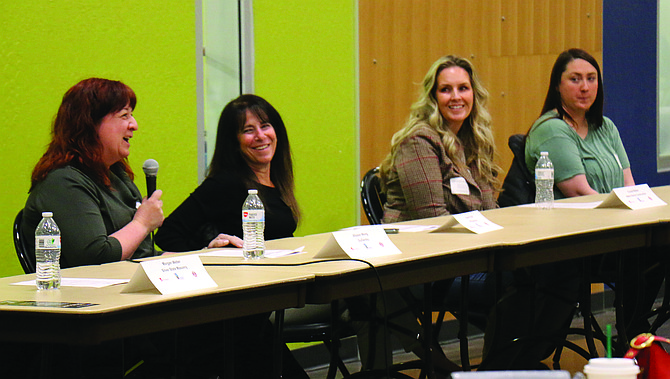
top-left (153, 94), bottom-right (307, 378)
top-left (98, 105), bottom-right (138, 168)
top-left (154, 94), bottom-right (299, 252)
top-left (344, 55), bottom-right (502, 374)
top-left (380, 55), bottom-right (501, 222)
top-left (237, 109), bottom-right (277, 186)
top-left (21, 78), bottom-right (164, 268)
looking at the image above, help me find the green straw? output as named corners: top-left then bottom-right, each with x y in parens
top-left (606, 324), bottom-right (612, 358)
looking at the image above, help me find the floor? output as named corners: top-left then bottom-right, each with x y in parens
top-left (298, 298), bottom-right (670, 378)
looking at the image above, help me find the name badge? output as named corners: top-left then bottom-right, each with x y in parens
top-left (450, 177), bottom-right (470, 195)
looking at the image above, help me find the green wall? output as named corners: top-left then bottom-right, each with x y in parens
top-left (0, 1), bottom-right (199, 277)
top-left (253, 1), bottom-right (358, 236)
top-left (0, 1), bottom-right (358, 277)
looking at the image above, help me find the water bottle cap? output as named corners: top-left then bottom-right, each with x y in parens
top-left (248, 189), bottom-right (258, 195)
top-left (540, 151), bottom-right (549, 156)
top-left (42, 212), bottom-right (53, 217)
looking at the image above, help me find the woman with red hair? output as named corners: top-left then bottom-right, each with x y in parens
top-left (21, 77), bottom-right (164, 268)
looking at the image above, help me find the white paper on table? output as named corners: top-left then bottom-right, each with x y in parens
top-left (340, 224), bottom-right (439, 233)
top-left (314, 225), bottom-right (402, 259)
top-left (596, 184), bottom-right (667, 210)
top-left (199, 246), bottom-right (305, 258)
top-left (519, 201), bottom-right (602, 209)
top-left (11, 278), bottom-right (129, 288)
top-left (392, 224), bottom-right (440, 232)
top-left (199, 248), bottom-right (244, 257)
top-left (264, 246), bottom-right (306, 258)
top-left (121, 255), bottom-right (217, 295)
top-left (430, 210), bottom-right (503, 234)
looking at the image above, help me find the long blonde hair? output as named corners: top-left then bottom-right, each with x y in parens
top-left (380, 55), bottom-right (501, 191)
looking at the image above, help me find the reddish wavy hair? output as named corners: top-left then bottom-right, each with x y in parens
top-left (30, 78), bottom-right (137, 191)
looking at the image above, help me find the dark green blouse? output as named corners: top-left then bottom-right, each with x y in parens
top-left (21, 164), bottom-right (155, 268)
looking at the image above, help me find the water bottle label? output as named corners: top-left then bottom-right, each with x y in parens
top-left (242, 210), bottom-right (265, 222)
top-left (36, 235), bottom-right (61, 249)
top-left (535, 168), bottom-right (554, 180)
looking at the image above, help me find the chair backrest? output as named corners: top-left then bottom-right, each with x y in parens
top-left (360, 167), bottom-right (386, 225)
top-left (13, 209), bottom-right (35, 274)
top-left (497, 134), bottom-right (536, 207)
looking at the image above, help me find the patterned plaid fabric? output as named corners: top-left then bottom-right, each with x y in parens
top-left (382, 126), bottom-right (498, 223)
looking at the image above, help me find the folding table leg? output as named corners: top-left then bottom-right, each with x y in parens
top-left (422, 282), bottom-right (435, 379)
top-left (581, 258), bottom-right (598, 357)
top-left (273, 309), bottom-right (285, 378)
top-left (223, 320), bottom-right (235, 379)
top-left (459, 275), bottom-right (471, 371)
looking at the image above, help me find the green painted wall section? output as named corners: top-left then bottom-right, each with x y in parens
top-left (253, 1), bottom-right (359, 237)
top-left (0, 1), bottom-right (199, 277)
top-left (0, 2), bottom-right (359, 277)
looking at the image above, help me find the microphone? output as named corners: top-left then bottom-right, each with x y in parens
top-left (142, 159), bottom-right (159, 197)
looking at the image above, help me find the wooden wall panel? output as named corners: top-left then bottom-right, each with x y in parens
top-left (359, 0), bottom-right (602, 208)
top-left (548, 1), bottom-right (567, 52)
top-left (501, 1), bottom-right (519, 56)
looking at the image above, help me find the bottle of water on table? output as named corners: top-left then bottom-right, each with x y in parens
top-left (242, 189), bottom-right (265, 259)
top-left (535, 151), bottom-right (554, 210)
top-left (35, 211), bottom-right (61, 290)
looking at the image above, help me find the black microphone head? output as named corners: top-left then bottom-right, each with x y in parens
top-left (142, 159), bottom-right (159, 177)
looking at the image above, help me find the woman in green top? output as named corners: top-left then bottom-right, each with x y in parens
top-left (525, 48), bottom-right (635, 197)
top-left (482, 49), bottom-right (659, 370)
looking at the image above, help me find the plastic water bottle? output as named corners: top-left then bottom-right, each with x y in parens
top-left (35, 212), bottom-right (61, 290)
top-left (535, 151), bottom-right (554, 210)
top-left (242, 189), bottom-right (265, 259)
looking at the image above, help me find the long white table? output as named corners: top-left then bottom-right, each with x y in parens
top-left (0, 261), bottom-right (313, 345)
top-left (0, 186), bottom-right (668, 377)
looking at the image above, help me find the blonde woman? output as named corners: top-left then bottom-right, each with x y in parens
top-left (381, 55), bottom-right (501, 222)
top-left (352, 56), bottom-right (500, 375)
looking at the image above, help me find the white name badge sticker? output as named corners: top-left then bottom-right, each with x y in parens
top-left (430, 210), bottom-right (503, 234)
top-left (450, 177), bottom-right (470, 195)
top-left (122, 255), bottom-right (217, 295)
top-left (314, 225), bottom-right (402, 260)
top-left (596, 184), bottom-right (667, 210)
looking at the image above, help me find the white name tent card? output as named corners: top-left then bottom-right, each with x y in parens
top-left (430, 210), bottom-right (503, 234)
top-left (596, 184), bottom-right (667, 210)
top-left (122, 255), bottom-right (217, 295)
top-left (314, 225), bottom-right (403, 259)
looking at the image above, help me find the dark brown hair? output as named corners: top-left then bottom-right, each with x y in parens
top-left (208, 94), bottom-right (300, 223)
top-left (541, 48), bottom-right (604, 128)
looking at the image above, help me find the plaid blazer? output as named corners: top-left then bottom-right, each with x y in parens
top-left (382, 126), bottom-right (498, 223)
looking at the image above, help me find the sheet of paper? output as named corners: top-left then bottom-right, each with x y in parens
top-left (314, 225), bottom-right (403, 259)
top-left (520, 201), bottom-right (602, 209)
top-left (200, 248), bottom-right (244, 257)
top-left (596, 184), bottom-right (667, 210)
top-left (341, 224), bottom-right (439, 233)
top-left (264, 246), bottom-right (305, 258)
top-left (430, 210), bottom-right (503, 234)
top-left (199, 246), bottom-right (305, 259)
top-left (11, 278), bottom-right (129, 288)
top-left (122, 255), bottom-right (217, 295)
